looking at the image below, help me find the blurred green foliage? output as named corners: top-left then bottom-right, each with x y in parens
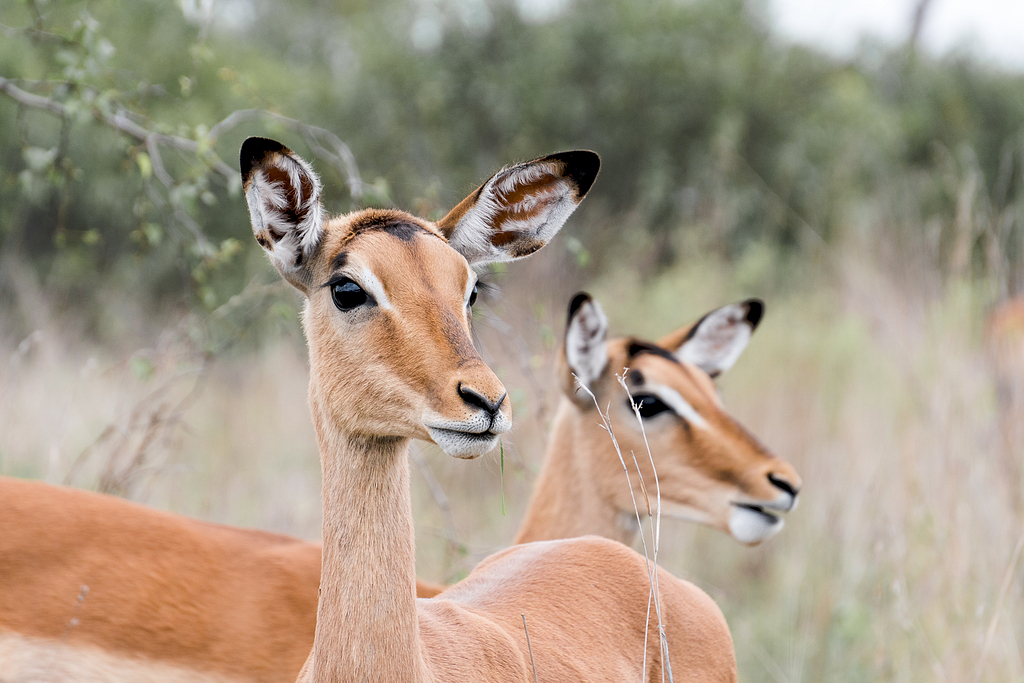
top-left (1, 0), bottom-right (1023, 334)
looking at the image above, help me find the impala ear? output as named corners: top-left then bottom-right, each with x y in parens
top-left (240, 137), bottom-right (324, 288)
top-left (561, 292), bottom-right (609, 396)
top-left (436, 151), bottom-right (600, 265)
top-left (658, 299), bottom-right (764, 378)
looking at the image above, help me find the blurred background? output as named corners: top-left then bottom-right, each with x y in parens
top-left (2, 0), bottom-right (1023, 679)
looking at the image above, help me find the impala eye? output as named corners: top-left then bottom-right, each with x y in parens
top-left (331, 279), bottom-right (368, 311)
top-left (632, 394), bottom-right (671, 419)
top-left (468, 283), bottom-right (478, 308)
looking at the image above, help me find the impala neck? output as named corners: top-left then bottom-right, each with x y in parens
top-left (308, 394), bottom-right (428, 683)
top-left (515, 399), bottom-right (639, 547)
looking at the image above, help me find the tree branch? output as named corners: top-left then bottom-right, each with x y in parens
top-left (0, 76), bottom-right (236, 182)
top-left (208, 108), bottom-right (364, 199)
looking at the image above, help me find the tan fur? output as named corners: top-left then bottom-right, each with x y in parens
top-left (0, 633), bottom-right (246, 683)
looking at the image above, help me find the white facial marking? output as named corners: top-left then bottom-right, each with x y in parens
top-left (424, 410), bottom-right (510, 459)
top-left (643, 383), bottom-right (709, 429)
top-left (464, 268), bottom-right (477, 306)
top-left (566, 299), bottom-right (608, 389)
top-left (359, 266), bottom-right (392, 310)
top-left (728, 505), bottom-right (784, 545)
top-left (677, 303), bottom-right (753, 376)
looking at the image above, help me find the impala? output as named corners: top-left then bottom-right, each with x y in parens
top-left (233, 137), bottom-right (734, 681)
top-left (517, 291), bottom-right (801, 546)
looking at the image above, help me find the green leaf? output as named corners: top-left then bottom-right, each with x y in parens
top-left (129, 356), bottom-right (155, 382)
top-left (136, 153), bottom-right (152, 179)
top-left (23, 147), bottom-right (58, 172)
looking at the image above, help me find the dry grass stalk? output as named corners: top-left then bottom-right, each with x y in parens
top-left (575, 373), bottom-right (673, 683)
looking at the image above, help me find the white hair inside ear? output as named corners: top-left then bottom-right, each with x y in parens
top-left (566, 295), bottom-right (609, 389)
top-left (676, 302), bottom-right (756, 377)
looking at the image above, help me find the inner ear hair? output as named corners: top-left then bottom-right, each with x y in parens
top-left (674, 299), bottom-right (765, 376)
top-left (565, 292), bottom-right (609, 390)
top-left (436, 151), bottom-right (600, 266)
top-left (240, 137), bottom-right (324, 283)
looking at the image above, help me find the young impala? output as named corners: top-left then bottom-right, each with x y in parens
top-left (237, 137), bottom-right (735, 682)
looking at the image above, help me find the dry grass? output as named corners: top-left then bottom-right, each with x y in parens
top-left (1, 235), bottom-right (1022, 682)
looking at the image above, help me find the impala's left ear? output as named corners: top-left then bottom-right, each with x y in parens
top-left (558, 292), bottom-right (610, 406)
top-left (436, 151), bottom-right (600, 265)
top-left (240, 137), bottom-right (323, 291)
top-left (657, 299), bottom-right (764, 378)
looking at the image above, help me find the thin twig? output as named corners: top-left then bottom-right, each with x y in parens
top-left (206, 108), bottom-right (364, 198)
top-left (575, 375), bottom-right (672, 682)
top-left (619, 372), bottom-right (672, 683)
top-left (41, 584), bottom-right (89, 680)
top-left (0, 76), bottom-right (235, 181)
top-left (522, 613), bottom-right (540, 683)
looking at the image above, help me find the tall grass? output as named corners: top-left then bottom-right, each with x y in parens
top-left (1, 224), bottom-right (1021, 682)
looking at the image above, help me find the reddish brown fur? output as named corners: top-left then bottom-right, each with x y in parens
top-left (0, 476), bottom-right (320, 681)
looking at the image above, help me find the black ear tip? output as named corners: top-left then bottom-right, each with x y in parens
top-left (239, 137), bottom-right (289, 183)
top-left (568, 291), bottom-right (593, 324)
top-left (550, 150), bottom-right (601, 198)
top-left (744, 299), bottom-right (765, 328)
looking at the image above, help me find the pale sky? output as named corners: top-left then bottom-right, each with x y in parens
top-left (770, 0), bottom-right (1024, 70)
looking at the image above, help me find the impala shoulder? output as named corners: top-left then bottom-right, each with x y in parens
top-left (656, 566), bottom-right (737, 682)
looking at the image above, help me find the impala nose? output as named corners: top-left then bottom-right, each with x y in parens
top-left (767, 472), bottom-right (800, 511)
top-left (458, 383), bottom-right (506, 416)
top-left (768, 473), bottom-right (799, 497)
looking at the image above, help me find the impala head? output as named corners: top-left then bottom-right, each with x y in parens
top-left (559, 293), bottom-right (802, 544)
top-left (241, 137), bottom-right (599, 458)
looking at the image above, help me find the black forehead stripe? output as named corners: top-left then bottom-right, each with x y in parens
top-left (350, 215), bottom-right (434, 242)
top-left (330, 250), bottom-right (348, 271)
top-left (380, 221), bottom-right (429, 242)
top-left (627, 340), bottom-right (680, 365)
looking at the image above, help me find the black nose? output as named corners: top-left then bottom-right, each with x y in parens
top-left (767, 473), bottom-right (799, 497)
top-left (458, 383), bottom-right (505, 415)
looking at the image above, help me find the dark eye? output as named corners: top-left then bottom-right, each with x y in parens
top-left (468, 283), bottom-right (478, 307)
top-left (331, 279), bottom-right (368, 311)
top-left (632, 394), bottom-right (671, 419)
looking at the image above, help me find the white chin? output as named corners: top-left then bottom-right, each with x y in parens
top-left (427, 427), bottom-right (499, 459)
top-left (728, 506), bottom-right (784, 545)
